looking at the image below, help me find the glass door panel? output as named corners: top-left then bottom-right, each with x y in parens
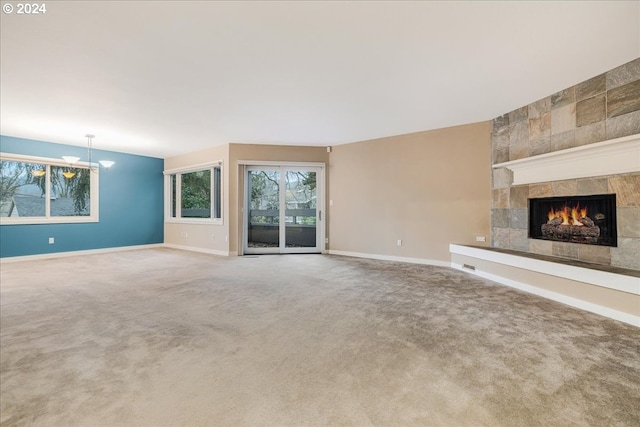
top-left (247, 169), bottom-right (280, 251)
top-left (244, 165), bottom-right (323, 255)
top-left (284, 170), bottom-right (317, 249)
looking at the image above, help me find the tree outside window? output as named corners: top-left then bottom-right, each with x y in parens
top-left (0, 159), bottom-right (92, 219)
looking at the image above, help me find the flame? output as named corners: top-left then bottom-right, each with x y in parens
top-left (547, 204), bottom-right (588, 226)
top-left (571, 206), bottom-right (583, 226)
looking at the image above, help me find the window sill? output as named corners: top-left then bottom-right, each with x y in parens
top-left (165, 218), bottom-right (223, 226)
top-left (0, 216), bottom-right (99, 225)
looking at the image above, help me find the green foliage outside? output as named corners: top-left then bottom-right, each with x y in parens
top-left (181, 170), bottom-right (211, 217)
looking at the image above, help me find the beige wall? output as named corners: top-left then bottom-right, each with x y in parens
top-left (164, 144), bottom-right (230, 254)
top-left (228, 143), bottom-right (330, 255)
top-left (328, 121), bottom-right (492, 263)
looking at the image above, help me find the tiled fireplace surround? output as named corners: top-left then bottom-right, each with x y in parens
top-left (490, 58), bottom-right (640, 272)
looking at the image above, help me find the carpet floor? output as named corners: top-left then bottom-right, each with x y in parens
top-left (1, 248), bottom-right (639, 426)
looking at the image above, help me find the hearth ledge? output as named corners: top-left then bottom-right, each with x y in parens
top-left (449, 244), bottom-right (639, 296)
top-left (492, 133), bottom-right (640, 185)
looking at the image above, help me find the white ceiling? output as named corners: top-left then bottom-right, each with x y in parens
top-left (1, 1), bottom-right (639, 159)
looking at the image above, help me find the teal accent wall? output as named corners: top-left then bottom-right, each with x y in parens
top-left (0, 135), bottom-right (164, 257)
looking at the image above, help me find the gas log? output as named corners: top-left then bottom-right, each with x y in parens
top-left (541, 216), bottom-right (600, 242)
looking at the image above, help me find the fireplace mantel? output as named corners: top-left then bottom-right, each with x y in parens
top-left (493, 133), bottom-right (640, 185)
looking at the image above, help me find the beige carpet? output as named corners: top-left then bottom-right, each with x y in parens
top-left (1, 248), bottom-right (639, 427)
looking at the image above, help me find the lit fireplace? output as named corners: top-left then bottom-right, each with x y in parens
top-left (529, 194), bottom-right (617, 247)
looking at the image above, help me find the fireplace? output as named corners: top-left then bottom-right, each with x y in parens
top-left (528, 194), bottom-right (617, 247)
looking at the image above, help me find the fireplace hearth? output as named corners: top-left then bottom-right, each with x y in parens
top-left (528, 194), bottom-right (617, 247)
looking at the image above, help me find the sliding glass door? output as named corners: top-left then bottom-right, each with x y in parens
top-left (245, 165), bottom-right (323, 254)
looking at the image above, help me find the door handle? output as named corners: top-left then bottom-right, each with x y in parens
top-left (319, 210), bottom-right (322, 221)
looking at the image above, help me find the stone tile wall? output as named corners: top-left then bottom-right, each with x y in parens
top-left (491, 58), bottom-right (640, 270)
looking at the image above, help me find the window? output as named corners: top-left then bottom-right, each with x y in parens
top-left (164, 162), bottom-right (222, 223)
top-left (0, 153), bottom-right (99, 224)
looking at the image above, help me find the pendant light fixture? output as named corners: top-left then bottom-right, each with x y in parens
top-left (61, 134), bottom-right (115, 178)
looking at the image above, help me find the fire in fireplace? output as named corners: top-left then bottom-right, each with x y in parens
top-left (529, 194), bottom-right (617, 247)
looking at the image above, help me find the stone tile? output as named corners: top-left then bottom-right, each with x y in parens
top-left (550, 130), bottom-right (575, 152)
top-left (529, 183), bottom-right (552, 198)
top-left (510, 186), bottom-right (529, 208)
top-left (575, 121), bottom-right (606, 147)
top-left (617, 207), bottom-right (640, 238)
top-left (577, 177), bottom-right (608, 195)
top-left (606, 110), bottom-right (640, 139)
top-left (508, 106), bottom-right (528, 124)
top-left (509, 140), bottom-right (529, 161)
top-left (509, 229), bottom-right (529, 252)
top-left (611, 238), bottom-right (640, 270)
top-left (491, 132), bottom-right (509, 150)
top-left (578, 245), bottom-right (611, 266)
top-left (509, 120), bottom-right (529, 145)
top-left (551, 180), bottom-right (577, 197)
top-left (551, 104), bottom-right (576, 135)
top-left (609, 174), bottom-right (640, 207)
top-left (510, 208), bottom-right (528, 230)
top-left (529, 136), bottom-right (550, 157)
top-left (492, 168), bottom-right (513, 189)
top-left (491, 209), bottom-right (510, 228)
top-left (576, 93), bottom-right (605, 127)
top-left (492, 188), bottom-right (509, 209)
top-left (551, 87), bottom-right (575, 109)
top-left (606, 57), bottom-right (640, 90)
top-left (576, 73), bottom-right (606, 101)
top-left (529, 113), bottom-right (551, 141)
top-left (528, 97), bottom-right (550, 118)
top-left (492, 227), bottom-right (510, 248)
top-left (493, 114), bottom-right (510, 135)
top-left (607, 79), bottom-right (640, 118)
top-left (492, 147), bottom-right (509, 164)
top-left (529, 239), bottom-right (553, 256)
top-left (552, 242), bottom-right (579, 260)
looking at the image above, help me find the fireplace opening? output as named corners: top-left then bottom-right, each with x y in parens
top-left (528, 194), bottom-right (617, 247)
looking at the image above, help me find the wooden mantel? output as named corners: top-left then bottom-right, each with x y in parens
top-left (492, 133), bottom-right (640, 185)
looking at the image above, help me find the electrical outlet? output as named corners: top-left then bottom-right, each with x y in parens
top-left (48, 237), bottom-right (54, 244)
top-left (476, 236), bottom-right (486, 242)
top-left (397, 239), bottom-right (402, 247)
top-left (325, 238), bottom-right (329, 244)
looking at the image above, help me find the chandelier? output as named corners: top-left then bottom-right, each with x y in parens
top-left (61, 134), bottom-right (114, 178)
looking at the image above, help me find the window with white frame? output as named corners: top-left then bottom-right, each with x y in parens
top-left (164, 162), bottom-right (222, 222)
top-left (0, 153), bottom-right (99, 224)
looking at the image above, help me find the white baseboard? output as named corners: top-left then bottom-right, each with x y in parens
top-left (327, 250), bottom-right (450, 267)
top-left (451, 262), bottom-right (640, 328)
top-left (0, 244), bottom-right (164, 263)
top-left (163, 243), bottom-right (229, 257)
